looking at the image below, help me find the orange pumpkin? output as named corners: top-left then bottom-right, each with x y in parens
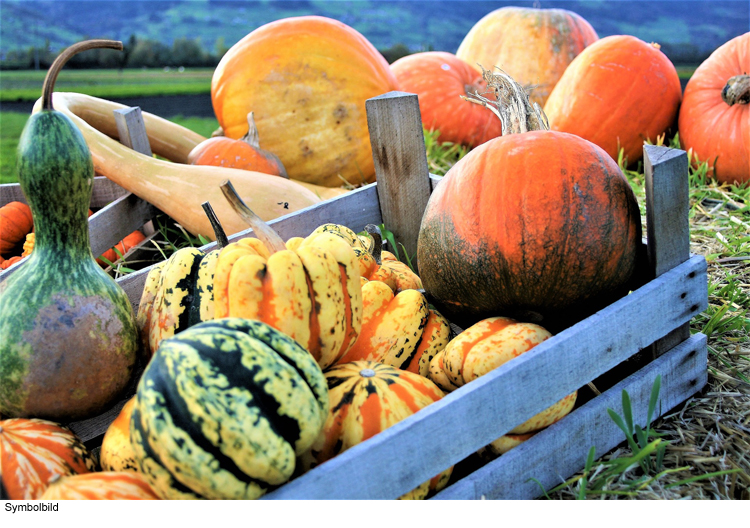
top-left (679, 32), bottom-right (749, 184)
top-left (544, 35), bottom-right (682, 165)
top-left (211, 16), bottom-right (400, 187)
top-left (40, 472), bottom-right (159, 500)
top-left (417, 130), bottom-right (641, 331)
top-left (96, 230), bottom-right (147, 267)
top-left (0, 418), bottom-right (96, 499)
top-left (0, 256), bottom-right (24, 270)
top-left (456, 6), bottom-right (598, 107)
top-left (390, 51), bottom-right (503, 147)
top-left (0, 202), bottom-right (33, 255)
top-left (188, 112), bottom-right (288, 178)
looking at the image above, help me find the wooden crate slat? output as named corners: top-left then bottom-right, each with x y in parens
top-left (89, 192), bottom-right (160, 258)
top-left (433, 332), bottom-right (708, 500)
top-left (1, 176), bottom-right (129, 209)
top-left (263, 256), bottom-right (707, 500)
top-left (115, 183), bottom-right (384, 312)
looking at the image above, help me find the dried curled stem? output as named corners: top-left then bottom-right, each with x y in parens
top-left (461, 65), bottom-right (549, 135)
top-left (722, 74), bottom-right (750, 106)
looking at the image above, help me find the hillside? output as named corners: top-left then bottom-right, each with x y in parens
top-left (1, 0), bottom-right (748, 64)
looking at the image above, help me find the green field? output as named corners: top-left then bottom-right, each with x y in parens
top-left (0, 68), bottom-right (214, 102)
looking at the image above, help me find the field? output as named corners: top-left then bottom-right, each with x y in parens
top-left (0, 68), bottom-right (214, 102)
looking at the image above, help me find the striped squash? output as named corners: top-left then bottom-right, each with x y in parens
top-left (0, 418), bottom-right (96, 499)
top-left (337, 280), bottom-right (451, 376)
top-left (40, 472), bottom-right (159, 500)
top-left (301, 361), bottom-right (452, 499)
top-left (130, 318), bottom-right (329, 500)
top-left (100, 397), bottom-right (138, 472)
top-left (136, 247), bottom-right (220, 359)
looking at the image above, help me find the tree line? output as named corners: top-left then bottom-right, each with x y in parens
top-left (0, 36), bottom-right (415, 70)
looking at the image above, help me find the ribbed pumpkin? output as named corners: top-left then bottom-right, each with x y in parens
top-left (418, 71), bottom-right (641, 331)
top-left (130, 318), bottom-right (329, 500)
top-left (211, 16), bottom-right (400, 187)
top-left (100, 397), bottom-right (138, 472)
top-left (429, 317), bottom-right (576, 457)
top-left (40, 472), bottom-right (159, 500)
top-left (300, 361), bottom-right (452, 499)
top-left (336, 280), bottom-right (451, 377)
top-left (188, 112), bottom-right (288, 178)
top-left (0, 202), bottom-right (33, 255)
top-left (390, 51), bottom-right (503, 147)
top-left (0, 418), bottom-right (96, 499)
top-left (456, 6), bottom-right (598, 107)
top-left (544, 35), bottom-right (682, 165)
top-left (213, 184), bottom-right (363, 370)
top-left (679, 32), bottom-right (749, 184)
top-left (96, 230), bottom-right (147, 267)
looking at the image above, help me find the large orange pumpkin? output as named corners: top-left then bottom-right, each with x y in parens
top-left (211, 16), bottom-right (400, 187)
top-left (0, 418), bottom-right (96, 499)
top-left (456, 6), bottom-right (598, 107)
top-left (417, 130), bottom-right (641, 331)
top-left (390, 51), bottom-right (503, 147)
top-left (544, 35), bottom-right (682, 165)
top-left (679, 32), bottom-right (749, 184)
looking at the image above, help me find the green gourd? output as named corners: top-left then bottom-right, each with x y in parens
top-left (0, 40), bottom-right (138, 421)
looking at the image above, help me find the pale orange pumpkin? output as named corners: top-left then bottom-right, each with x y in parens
top-left (211, 16), bottom-right (400, 187)
top-left (456, 6), bottom-right (598, 107)
top-left (679, 32), bottom-right (749, 184)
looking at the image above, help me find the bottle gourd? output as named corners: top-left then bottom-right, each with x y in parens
top-left (0, 40), bottom-right (138, 421)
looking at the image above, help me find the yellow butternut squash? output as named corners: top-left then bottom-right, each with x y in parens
top-left (31, 93), bottom-right (348, 239)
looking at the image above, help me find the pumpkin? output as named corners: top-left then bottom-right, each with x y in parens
top-left (336, 280), bottom-right (451, 377)
top-left (0, 202), bottom-right (33, 255)
top-left (0, 418), bottom-right (97, 499)
top-left (211, 16), bottom-right (400, 187)
top-left (300, 360), bottom-right (452, 499)
top-left (130, 318), bottom-right (329, 500)
top-left (544, 35), bottom-right (682, 165)
top-left (96, 230), bottom-right (147, 267)
top-left (679, 32), bottom-right (750, 184)
top-left (418, 71), bottom-right (641, 331)
top-left (213, 183), bottom-right (363, 370)
top-left (456, 6), bottom-right (598, 107)
top-left (40, 472), bottom-right (159, 500)
top-left (429, 317), bottom-right (576, 457)
top-left (188, 111), bottom-right (288, 178)
top-left (390, 51), bottom-right (503, 147)
top-left (0, 256), bottom-right (23, 270)
top-left (100, 397), bottom-right (138, 472)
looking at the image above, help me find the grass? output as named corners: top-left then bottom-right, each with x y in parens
top-left (0, 68), bottom-right (213, 102)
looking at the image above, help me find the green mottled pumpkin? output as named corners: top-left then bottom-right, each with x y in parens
top-left (0, 40), bottom-right (138, 421)
top-left (130, 318), bottom-right (329, 500)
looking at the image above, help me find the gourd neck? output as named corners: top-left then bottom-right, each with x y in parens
top-left (722, 74), bottom-right (750, 106)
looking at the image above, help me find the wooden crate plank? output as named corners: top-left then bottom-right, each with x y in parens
top-left (114, 107), bottom-right (153, 156)
top-left (1, 176), bottom-right (128, 209)
top-left (89, 192), bottom-right (160, 258)
top-left (263, 256), bottom-right (707, 500)
top-left (366, 92), bottom-right (432, 261)
top-left (115, 183), bottom-right (383, 312)
top-left (644, 145), bottom-right (692, 358)
top-left (433, 333), bottom-right (708, 500)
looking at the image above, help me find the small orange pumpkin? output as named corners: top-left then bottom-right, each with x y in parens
top-left (40, 472), bottom-right (159, 500)
top-left (96, 230), bottom-right (147, 267)
top-left (0, 256), bottom-right (24, 270)
top-left (187, 112), bottom-right (288, 178)
top-left (0, 202), bottom-right (33, 255)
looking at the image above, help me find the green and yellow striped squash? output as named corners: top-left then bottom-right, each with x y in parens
top-left (136, 247), bottom-right (220, 358)
top-left (300, 360), bottom-right (452, 499)
top-left (130, 318), bottom-right (329, 500)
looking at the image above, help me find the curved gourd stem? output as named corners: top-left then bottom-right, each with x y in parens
top-left (461, 65), bottom-right (549, 135)
top-left (722, 74), bottom-right (750, 106)
top-left (42, 39), bottom-right (123, 111)
top-left (201, 201), bottom-right (229, 249)
top-left (220, 179), bottom-right (287, 254)
top-left (364, 224), bottom-right (384, 265)
top-left (243, 112), bottom-right (261, 148)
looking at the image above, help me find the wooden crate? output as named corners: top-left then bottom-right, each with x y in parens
top-left (0, 92), bottom-right (708, 500)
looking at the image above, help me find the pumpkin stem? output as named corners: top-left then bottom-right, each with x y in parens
top-left (461, 65), bottom-right (549, 135)
top-left (364, 224), bottom-right (383, 265)
top-left (201, 201), bottom-right (229, 249)
top-left (211, 126), bottom-right (225, 137)
top-left (722, 74), bottom-right (750, 106)
top-left (220, 179), bottom-right (287, 254)
top-left (242, 112), bottom-right (262, 149)
top-left (42, 39), bottom-right (123, 111)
